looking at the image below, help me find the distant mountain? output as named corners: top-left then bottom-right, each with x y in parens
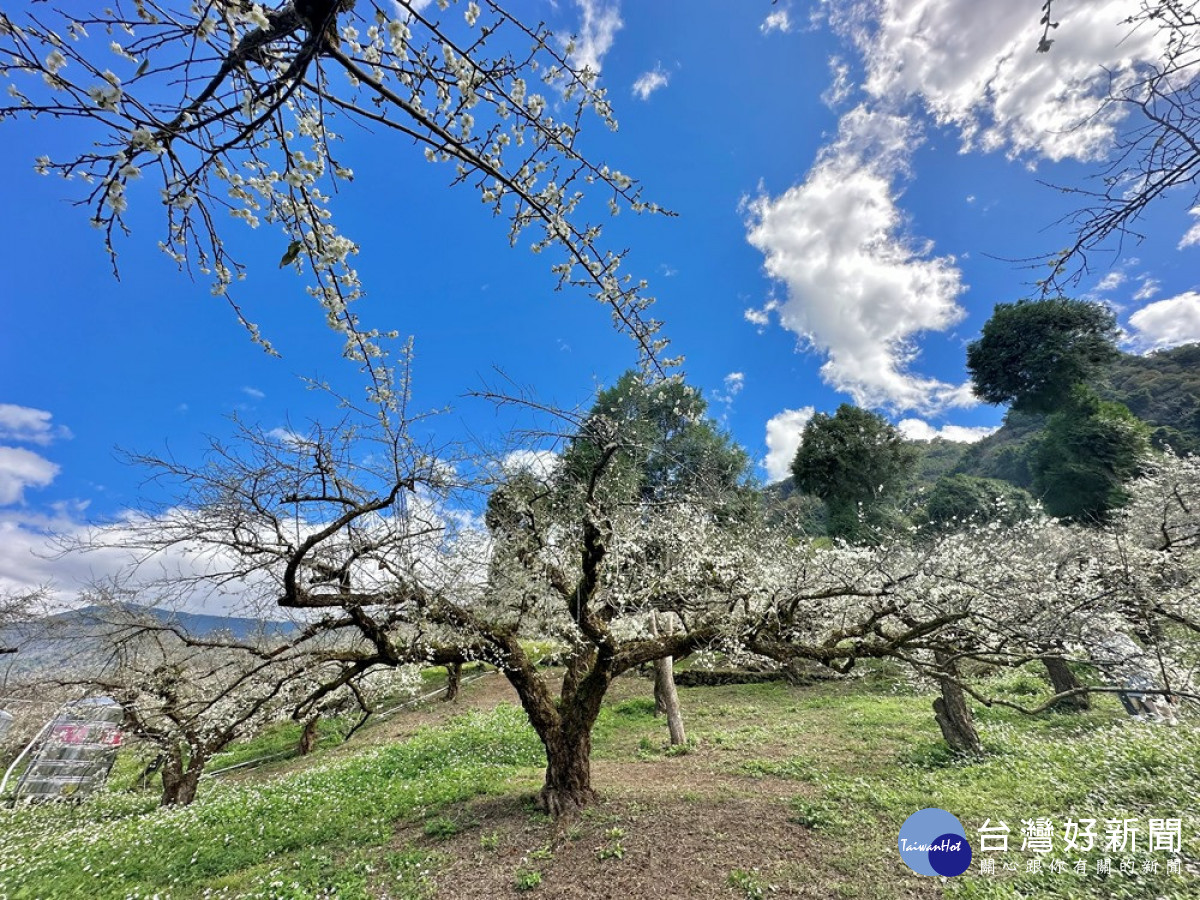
top-left (51, 604), bottom-right (298, 642)
top-left (0, 605), bottom-right (296, 678)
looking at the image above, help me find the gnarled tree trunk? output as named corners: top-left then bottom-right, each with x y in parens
top-left (160, 746), bottom-right (205, 806)
top-left (540, 723), bottom-right (598, 817)
top-left (932, 651), bottom-right (982, 756)
top-left (443, 661), bottom-right (462, 702)
top-left (502, 641), bottom-right (609, 817)
top-left (298, 715), bottom-right (321, 755)
top-left (1043, 656), bottom-right (1090, 711)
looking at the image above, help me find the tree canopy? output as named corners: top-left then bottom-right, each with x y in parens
top-left (923, 473), bottom-right (1035, 531)
top-left (966, 298), bottom-right (1120, 414)
top-left (790, 404), bottom-right (917, 541)
top-left (1033, 386), bottom-right (1151, 522)
top-left (559, 371), bottom-right (755, 517)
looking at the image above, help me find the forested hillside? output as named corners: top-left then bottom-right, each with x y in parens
top-left (954, 342), bottom-right (1200, 485)
top-left (769, 344), bottom-right (1200, 530)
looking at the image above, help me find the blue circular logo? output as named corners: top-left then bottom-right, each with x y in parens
top-left (898, 808), bottom-right (972, 877)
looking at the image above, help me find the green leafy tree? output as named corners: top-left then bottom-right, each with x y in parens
top-left (1033, 386), bottom-right (1150, 522)
top-left (966, 299), bottom-right (1119, 414)
top-left (560, 371), bottom-right (756, 518)
top-left (790, 405), bottom-right (917, 541)
top-left (923, 474), bottom-right (1035, 531)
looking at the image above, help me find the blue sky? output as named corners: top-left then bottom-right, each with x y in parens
top-left (3, 0), bottom-right (1200, 601)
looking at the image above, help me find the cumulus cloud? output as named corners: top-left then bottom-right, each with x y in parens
top-left (1133, 276), bottom-right (1161, 302)
top-left (747, 2), bottom-right (1176, 413)
top-left (0, 447), bottom-right (59, 505)
top-left (745, 107), bottom-right (971, 413)
top-left (0, 506), bottom-right (304, 616)
top-left (632, 63), bottom-right (669, 100)
top-left (724, 372), bottom-right (745, 396)
top-left (897, 419), bottom-right (998, 443)
top-left (843, 0), bottom-right (1171, 163)
top-left (761, 7), bottom-right (792, 34)
top-left (502, 449), bottom-right (561, 481)
top-left (0, 404), bottom-right (72, 445)
top-left (743, 300), bottom-right (777, 328)
top-left (1095, 271), bottom-right (1126, 292)
top-left (762, 407), bottom-right (814, 482)
top-left (1127, 292), bottom-right (1200, 351)
top-left (571, 0), bottom-right (622, 74)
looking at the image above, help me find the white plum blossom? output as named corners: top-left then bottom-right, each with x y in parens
top-left (0, 0), bottom-right (668, 370)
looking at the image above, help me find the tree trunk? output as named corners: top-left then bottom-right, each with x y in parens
top-left (931, 652), bottom-right (982, 756)
top-left (653, 662), bottom-right (667, 715)
top-left (1043, 656), bottom-right (1090, 711)
top-left (539, 725), bottom-right (598, 817)
top-left (498, 637), bottom-right (611, 817)
top-left (298, 715), bottom-right (321, 755)
top-left (443, 661), bottom-right (462, 702)
top-left (160, 748), bottom-right (204, 806)
top-left (653, 655), bottom-right (687, 745)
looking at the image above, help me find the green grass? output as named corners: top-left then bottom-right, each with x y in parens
top-left (0, 705), bottom-right (542, 899)
top-left (1, 669), bottom-right (1196, 899)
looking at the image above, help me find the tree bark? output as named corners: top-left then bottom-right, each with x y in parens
top-left (160, 747), bottom-right (205, 806)
top-left (1043, 656), bottom-right (1090, 711)
top-left (298, 715), bottom-right (321, 755)
top-left (501, 640), bottom-right (608, 817)
top-left (539, 724), bottom-right (599, 817)
top-left (932, 652), bottom-right (983, 756)
top-left (443, 661), bottom-right (462, 702)
top-left (653, 655), bottom-right (687, 745)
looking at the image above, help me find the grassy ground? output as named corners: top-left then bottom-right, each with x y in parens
top-left (1, 665), bottom-right (1196, 899)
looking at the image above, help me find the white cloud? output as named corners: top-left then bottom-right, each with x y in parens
top-left (761, 7), bottom-right (792, 35)
top-left (241, 386), bottom-right (265, 400)
top-left (501, 449), bottom-right (561, 481)
top-left (743, 300), bottom-right (777, 328)
top-left (1095, 271), bottom-right (1126, 292)
top-left (1179, 206), bottom-right (1200, 249)
top-left (632, 63), bottom-right (669, 100)
top-left (843, 0), bottom-right (1171, 163)
top-left (266, 427), bottom-right (313, 451)
top-left (1133, 275), bottom-right (1161, 302)
top-left (821, 56), bottom-right (852, 108)
top-left (571, 0), bottom-right (622, 74)
top-left (747, 2), bottom-right (1177, 413)
top-left (0, 404), bottom-right (72, 445)
top-left (897, 418), bottom-right (998, 443)
top-left (713, 372), bottom-right (746, 407)
top-left (762, 407), bottom-right (814, 482)
top-left (745, 106), bottom-right (971, 413)
top-left (0, 447), bottom-right (60, 505)
top-left (1127, 292), bottom-right (1200, 351)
